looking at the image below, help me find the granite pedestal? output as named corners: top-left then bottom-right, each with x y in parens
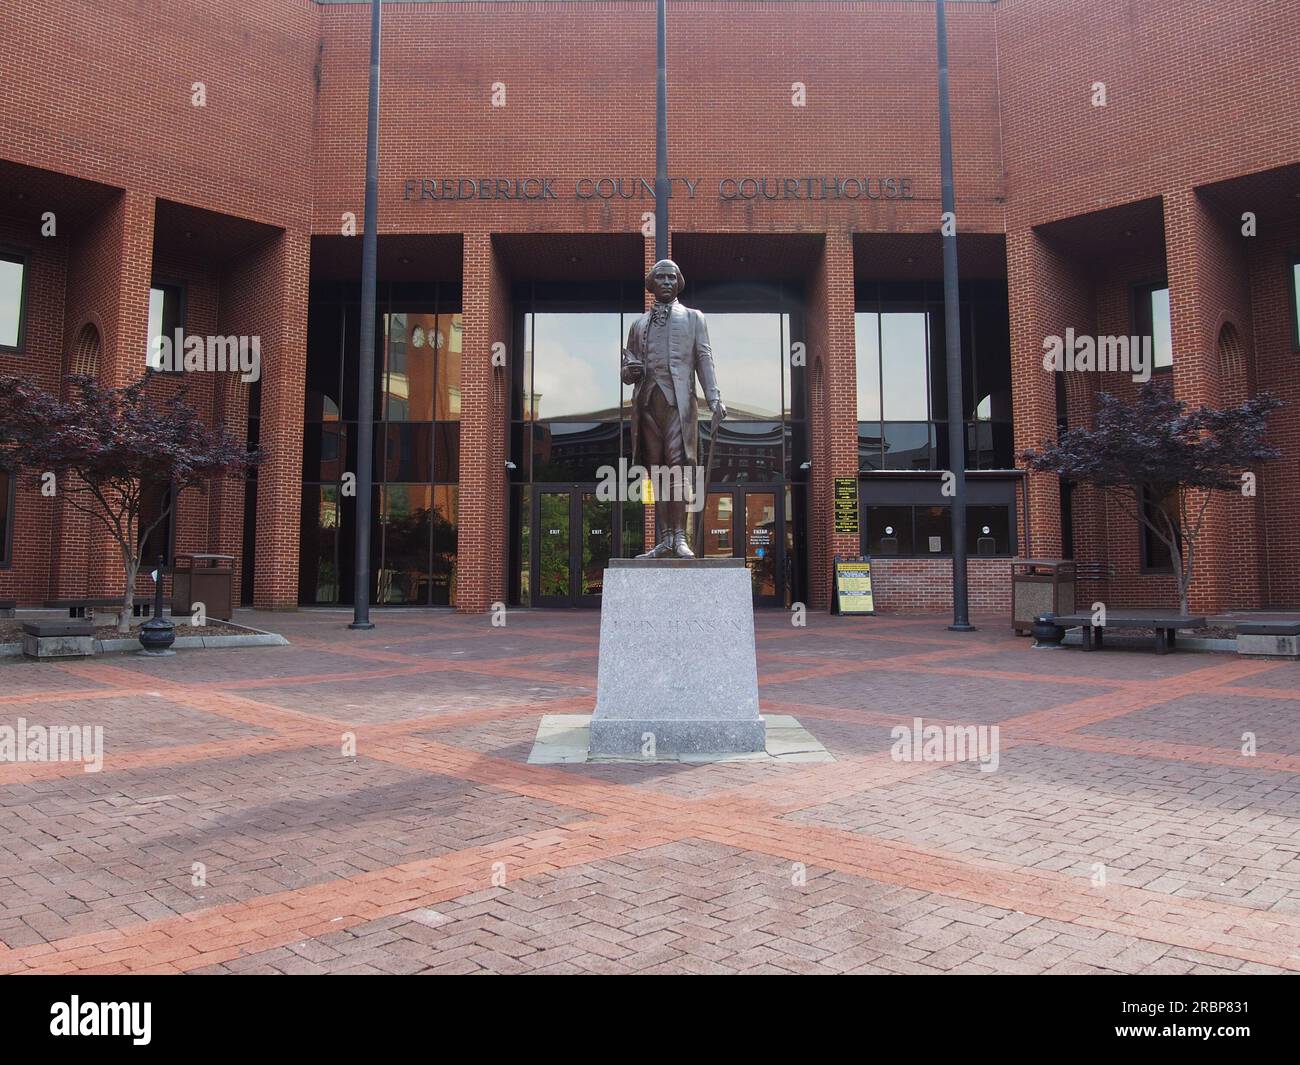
top-left (588, 558), bottom-right (765, 758)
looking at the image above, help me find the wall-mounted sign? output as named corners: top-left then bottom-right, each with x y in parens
top-left (834, 477), bottom-right (859, 535)
top-left (832, 555), bottom-right (875, 616)
top-left (402, 175), bottom-right (916, 204)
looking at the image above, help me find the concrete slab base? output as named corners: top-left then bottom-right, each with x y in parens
top-left (527, 713), bottom-right (834, 766)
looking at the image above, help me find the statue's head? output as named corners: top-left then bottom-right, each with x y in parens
top-left (646, 259), bottom-right (685, 303)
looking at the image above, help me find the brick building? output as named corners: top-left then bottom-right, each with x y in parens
top-left (0, 0), bottom-right (1297, 616)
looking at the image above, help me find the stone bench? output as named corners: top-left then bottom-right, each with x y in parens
top-left (22, 620), bottom-right (95, 659)
top-left (44, 598), bottom-right (152, 621)
top-left (1235, 620), bottom-right (1300, 660)
top-left (1052, 613), bottom-right (1207, 655)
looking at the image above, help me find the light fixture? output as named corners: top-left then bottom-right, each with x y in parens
top-left (505, 460), bottom-right (517, 470)
top-left (799, 461), bottom-right (812, 470)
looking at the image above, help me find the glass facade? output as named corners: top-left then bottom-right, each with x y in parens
top-left (146, 281), bottom-right (183, 371)
top-left (0, 252), bottom-right (26, 351)
top-left (300, 282), bottom-right (462, 606)
top-left (855, 281), bottom-right (1013, 471)
top-left (508, 280), bottom-right (808, 607)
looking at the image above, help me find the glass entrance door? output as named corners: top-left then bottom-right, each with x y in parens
top-left (531, 487), bottom-right (636, 607)
top-left (701, 488), bottom-right (784, 607)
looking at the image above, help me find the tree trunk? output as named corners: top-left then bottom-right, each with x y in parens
top-left (120, 557), bottom-right (139, 635)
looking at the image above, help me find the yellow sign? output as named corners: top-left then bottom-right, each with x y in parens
top-left (833, 556), bottom-right (875, 615)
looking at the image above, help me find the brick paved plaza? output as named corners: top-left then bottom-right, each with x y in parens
top-left (2, 611), bottom-right (1299, 976)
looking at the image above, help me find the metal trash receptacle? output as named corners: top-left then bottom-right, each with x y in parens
top-left (1011, 559), bottom-right (1076, 636)
top-left (172, 554), bottom-right (235, 621)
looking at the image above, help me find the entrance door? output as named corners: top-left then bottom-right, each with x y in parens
top-left (532, 487), bottom-right (636, 607)
top-left (699, 488), bottom-right (784, 607)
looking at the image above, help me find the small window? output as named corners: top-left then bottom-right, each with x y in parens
top-left (0, 252), bottom-right (28, 352)
top-left (1134, 283), bottom-right (1172, 371)
top-left (147, 282), bottom-right (185, 371)
top-left (0, 466), bottom-right (14, 566)
top-left (1290, 255), bottom-right (1300, 351)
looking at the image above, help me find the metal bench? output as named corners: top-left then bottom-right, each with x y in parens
top-left (1052, 612), bottom-right (1207, 655)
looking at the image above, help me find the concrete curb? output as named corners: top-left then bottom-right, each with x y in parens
top-left (0, 624), bottom-right (289, 658)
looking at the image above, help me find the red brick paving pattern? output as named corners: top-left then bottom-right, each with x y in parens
top-left (1, 609), bottom-right (1298, 974)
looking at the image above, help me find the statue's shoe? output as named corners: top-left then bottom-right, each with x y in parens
top-left (636, 537), bottom-right (675, 560)
top-left (672, 531), bottom-right (695, 559)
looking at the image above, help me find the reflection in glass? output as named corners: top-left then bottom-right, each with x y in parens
top-left (538, 492), bottom-right (570, 597)
top-left (701, 493), bottom-right (733, 557)
top-left (914, 505), bottom-right (952, 555)
top-left (581, 493), bottom-right (613, 596)
top-left (299, 485), bottom-right (341, 604)
top-left (745, 492), bottom-right (777, 598)
top-left (0, 256), bottom-right (22, 348)
top-left (855, 311), bottom-right (881, 421)
top-left (968, 505), bottom-right (1011, 556)
top-left (377, 484), bottom-right (431, 605)
top-left (866, 506), bottom-right (912, 556)
top-left (880, 312), bottom-right (929, 421)
top-left (707, 421), bottom-right (783, 483)
top-left (697, 313), bottom-right (782, 419)
top-left (882, 422), bottom-right (934, 470)
top-left (531, 313), bottom-right (622, 419)
top-left (516, 487), bottom-right (531, 606)
top-left (431, 485), bottom-right (458, 606)
top-left (1150, 287), bottom-right (1172, 369)
top-left (620, 499), bottom-right (645, 560)
top-left (531, 421), bottom-right (621, 482)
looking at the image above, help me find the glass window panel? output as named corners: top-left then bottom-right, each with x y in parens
top-left (305, 301), bottom-right (343, 421)
top-left (515, 486), bottom-right (531, 606)
top-left (0, 256), bottom-right (23, 348)
top-left (1293, 262), bottom-right (1300, 348)
top-left (855, 311), bottom-right (881, 422)
top-left (299, 485), bottom-right (341, 604)
top-left (858, 424), bottom-right (883, 472)
top-left (914, 505), bottom-right (952, 556)
top-left (707, 421), bottom-right (783, 484)
top-left (697, 313), bottom-right (782, 419)
top-left (437, 313), bottom-right (462, 420)
top-left (620, 499), bottom-right (644, 560)
top-left (866, 505), bottom-right (912, 556)
top-left (377, 484), bottom-right (431, 605)
top-left (434, 422), bottom-right (460, 483)
top-left (882, 422), bottom-right (935, 470)
top-left (1150, 287), bottom-right (1172, 369)
top-left (880, 312), bottom-right (929, 420)
top-left (968, 505), bottom-right (1012, 556)
top-left (538, 491), bottom-right (571, 597)
top-left (146, 283), bottom-right (182, 371)
top-left (532, 312), bottom-right (621, 420)
top-left (146, 287), bottom-right (165, 369)
top-left (581, 493), bottom-right (613, 596)
top-left (432, 485), bottom-right (458, 606)
top-left (701, 492), bottom-right (734, 558)
top-left (382, 423), bottom-right (433, 482)
top-left (745, 491), bottom-right (777, 598)
top-left (531, 421), bottom-right (621, 482)
top-left (384, 311), bottom-right (436, 421)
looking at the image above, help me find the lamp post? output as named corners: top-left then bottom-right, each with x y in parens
top-left (936, 0), bottom-right (974, 632)
top-left (654, 0), bottom-right (669, 261)
top-left (350, 0), bottom-right (381, 630)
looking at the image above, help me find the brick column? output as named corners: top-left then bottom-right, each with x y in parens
top-left (57, 190), bottom-right (155, 598)
top-left (805, 230), bottom-right (857, 609)
top-left (1163, 189), bottom-right (1261, 611)
top-left (252, 230), bottom-right (309, 610)
top-left (1008, 227), bottom-right (1092, 561)
top-left (458, 230), bottom-right (509, 612)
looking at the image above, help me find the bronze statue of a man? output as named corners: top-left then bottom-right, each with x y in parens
top-left (622, 259), bottom-right (727, 558)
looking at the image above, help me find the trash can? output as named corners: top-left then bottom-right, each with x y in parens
top-left (172, 554), bottom-right (235, 621)
top-left (1011, 559), bottom-right (1076, 636)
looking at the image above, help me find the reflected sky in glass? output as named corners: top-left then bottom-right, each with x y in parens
top-left (0, 259), bottom-right (21, 348)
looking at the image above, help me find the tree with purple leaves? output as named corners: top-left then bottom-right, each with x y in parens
top-left (1022, 382), bottom-right (1280, 616)
top-left (0, 374), bottom-right (261, 633)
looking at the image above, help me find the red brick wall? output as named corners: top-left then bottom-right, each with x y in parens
top-left (868, 557), bottom-right (1011, 614)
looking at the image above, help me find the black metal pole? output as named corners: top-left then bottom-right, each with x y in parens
top-left (937, 0), bottom-right (974, 631)
top-left (350, 0), bottom-right (381, 630)
top-left (654, 0), bottom-right (669, 262)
